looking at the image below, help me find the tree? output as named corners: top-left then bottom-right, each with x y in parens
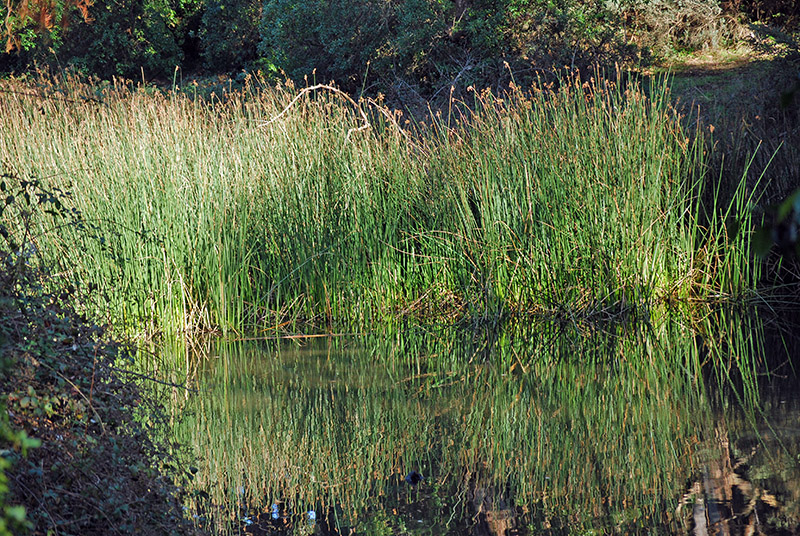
top-left (201, 0), bottom-right (261, 71)
top-left (1, 0), bottom-right (92, 69)
top-left (57, 0), bottom-right (187, 78)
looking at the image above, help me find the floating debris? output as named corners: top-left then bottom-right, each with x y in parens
top-left (405, 471), bottom-right (424, 486)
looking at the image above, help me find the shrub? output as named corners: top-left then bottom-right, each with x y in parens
top-left (258, 0), bottom-right (640, 98)
top-left (0, 0), bottom-right (92, 73)
top-left (618, 0), bottom-right (745, 57)
top-left (200, 0), bottom-right (261, 72)
top-left (0, 0), bottom-right (191, 78)
top-left (258, 0), bottom-right (396, 90)
top-left (0, 170), bottom-right (200, 535)
top-left (734, 0), bottom-right (800, 29)
top-left (57, 0), bottom-right (183, 78)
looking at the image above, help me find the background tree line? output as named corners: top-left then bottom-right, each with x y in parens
top-left (1, 0), bottom-right (798, 95)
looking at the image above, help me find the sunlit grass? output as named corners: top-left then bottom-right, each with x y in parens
top-left (0, 71), bottom-right (762, 335)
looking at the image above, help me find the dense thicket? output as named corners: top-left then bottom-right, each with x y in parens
top-left (0, 174), bottom-right (200, 534)
top-left (2, 1), bottom-right (791, 94)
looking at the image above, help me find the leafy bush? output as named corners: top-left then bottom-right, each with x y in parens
top-left (501, 0), bottom-right (640, 66)
top-left (57, 0), bottom-right (183, 78)
top-left (0, 0), bottom-right (92, 73)
top-left (618, 0), bottom-right (745, 57)
top-left (258, 0), bottom-right (395, 90)
top-left (735, 0), bottom-right (800, 29)
top-left (200, 0), bottom-right (261, 72)
top-left (258, 0), bottom-right (640, 98)
top-left (0, 0), bottom-right (192, 78)
top-left (0, 170), bottom-right (200, 535)
top-left (0, 399), bottom-right (38, 536)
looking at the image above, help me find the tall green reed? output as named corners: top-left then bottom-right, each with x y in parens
top-left (0, 72), bottom-right (763, 335)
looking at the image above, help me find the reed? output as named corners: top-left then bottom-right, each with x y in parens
top-left (0, 71), bottom-right (763, 335)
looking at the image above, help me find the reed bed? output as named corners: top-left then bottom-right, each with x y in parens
top-left (0, 72), bottom-right (760, 335)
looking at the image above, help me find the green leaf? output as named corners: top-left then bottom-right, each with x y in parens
top-left (751, 226), bottom-right (773, 258)
top-left (4, 505), bottom-right (27, 523)
top-left (777, 189), bottom-right (800, 222)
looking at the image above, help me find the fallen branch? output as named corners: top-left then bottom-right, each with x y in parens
top-left (258, 83), bottom-right (370, 142)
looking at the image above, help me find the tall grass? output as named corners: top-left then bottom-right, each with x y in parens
top-left (0, 72), bottom-right (761, 335)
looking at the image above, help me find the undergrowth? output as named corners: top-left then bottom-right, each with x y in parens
top-left (0, 178), bottom-right (200, 535)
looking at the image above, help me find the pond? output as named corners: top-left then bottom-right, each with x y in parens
top-left (157, 310), bottom-right (800, 535)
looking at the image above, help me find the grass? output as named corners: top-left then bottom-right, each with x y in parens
top-left (0, 70), bottom-right (764, 336)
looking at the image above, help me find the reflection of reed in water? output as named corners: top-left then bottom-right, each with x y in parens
top-left (674, 309), bottom-right (800, 535)
top-left (468, 483), bottom-right (519, 536)
top-left (162, 312), bottom-right (798, 535)
top-left (676, 421), bottom-right (782, 535)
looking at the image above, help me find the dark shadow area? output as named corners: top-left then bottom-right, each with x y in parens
top-left (668, 26), bottom-right (800, 206)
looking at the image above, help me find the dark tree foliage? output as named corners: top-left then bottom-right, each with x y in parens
top-left (258, 0), bottom-right (639, 95)
top-left (0, 0), bottom-right (203, 79)
top-left (729, 0), bottom-right (800, 29)
top-left (258, 0), bottom-right (396, 90)
top-left (172, 0), bottom-right (206, 71)
top-left (0, 0), bottom-right (92, 73)
top-left (201, 0), bottom-right (262, 71)
top-left (56, 0), bottom-right (183, 79)
top-left (1, 0), bottom-right (92, 53)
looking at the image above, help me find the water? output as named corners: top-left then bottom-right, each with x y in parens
top-left (158, 310), bottom-right (800, 535)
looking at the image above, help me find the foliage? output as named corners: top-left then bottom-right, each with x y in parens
top-left (617, 0), bottom-right (745, 58)
top-left (200, 0), bottom-right (261, 72)
top-left (471, 0), bottom-right (640, 69)
top-left (56, 0), bottom-right (184, 78)
top-left (0, 402), bottom-right (38, 535)
top-left (0, 0), bottom-right (201, 78)
top-left (0, 0), bottom-right (92, 73)
top-left (0, 170), bottom-right (200, 535)
top-left (0, 0), bottom-right (92, 54)
top-left (2, 0), bottom-right (788, 95)
top-left (258, 0), bottom-right (641, 97)
top-left (735, 0), bottom-right (800, 29)
top-left (258, 0), bottom-right (395, 90)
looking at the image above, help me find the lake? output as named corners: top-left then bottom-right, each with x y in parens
top-left (158, 309), bottom-right (800, 535)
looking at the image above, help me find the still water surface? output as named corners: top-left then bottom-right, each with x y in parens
top-left (159, 311), bottom-right (800, 535)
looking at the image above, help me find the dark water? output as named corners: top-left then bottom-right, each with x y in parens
top-left (160, 310), bottom-right (800, 535)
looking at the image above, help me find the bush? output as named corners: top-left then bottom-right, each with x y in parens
top-left (0, 0), bottom-right (92, 73)
top-left (0, 170), bottom-right (200, 535)
top-left (503, 0), bottom-right (640, 66)
top-left (57, 0), bottom-right (183, 79)
top-left (258, 0), bottom-right (395, 90)
top-left (734, 0), bottom-right (800, 29)
top-left (258, 0), bottom-right (640, 98)
top-left (0, 0), bottom-right (192, 79)
top-left (200, 0), bottom-right (261, 72)
top-left (619, 0), bottom-right (745, 57)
